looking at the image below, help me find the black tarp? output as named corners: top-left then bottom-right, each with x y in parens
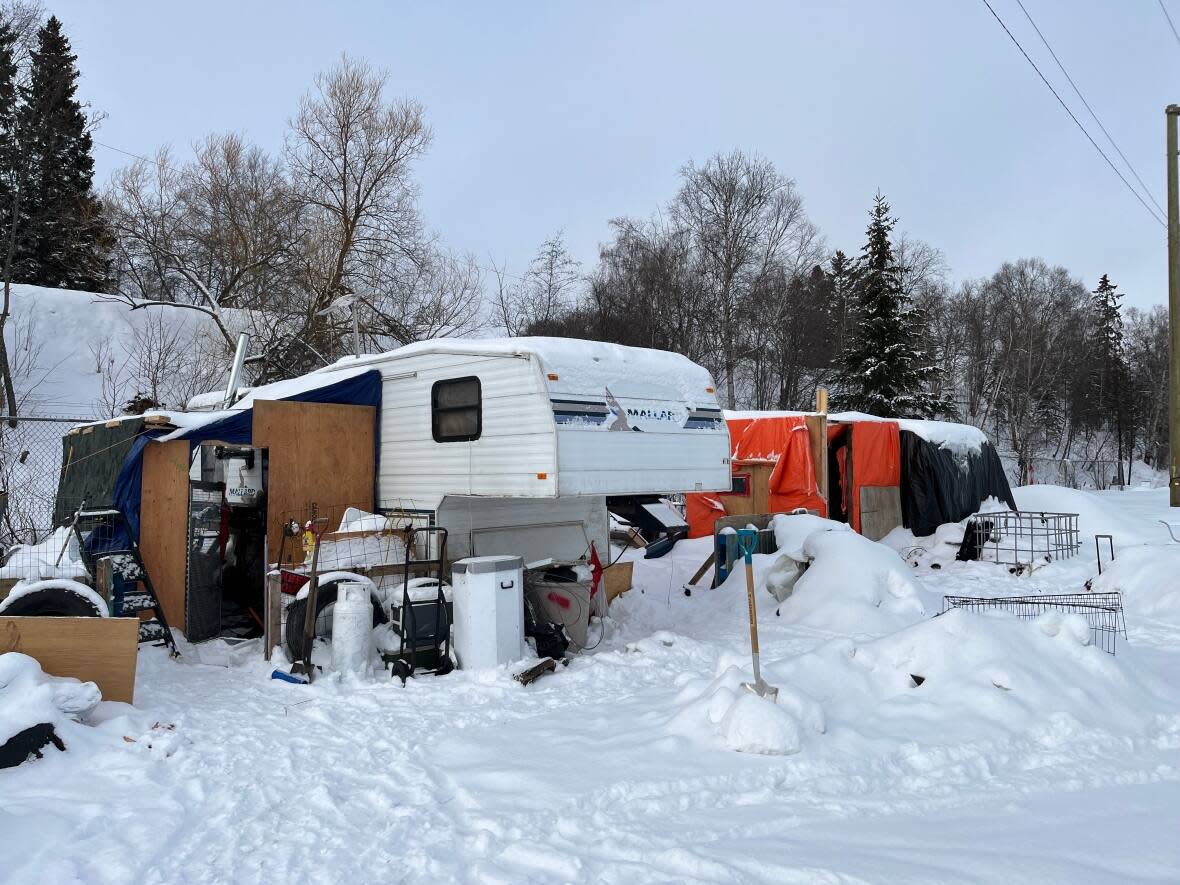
top-left (52, 418), bottom-right (146, 527)
top-left (899, 431), bottom-right (1017, 537)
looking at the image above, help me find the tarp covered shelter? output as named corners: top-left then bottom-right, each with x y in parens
top-left (687, 412), bottom-right (1016, 540)
top-left (53, 368), bottom-right (383, 543)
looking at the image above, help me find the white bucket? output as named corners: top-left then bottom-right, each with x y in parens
top-left (331, 582), bottom-right (373, 674)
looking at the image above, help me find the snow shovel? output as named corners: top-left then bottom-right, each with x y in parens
top-left (290, 517), bottom-right (330, 681)
top-left (736, 528), bottom-right (778, 702)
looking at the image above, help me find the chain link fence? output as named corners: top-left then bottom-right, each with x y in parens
top-left (0, 414), bottom-right (92, 548)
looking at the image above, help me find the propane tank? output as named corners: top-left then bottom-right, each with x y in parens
top-left (331, 582), bottom-right (373, 674)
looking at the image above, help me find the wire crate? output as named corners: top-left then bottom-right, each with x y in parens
top-left (959, 510), bottom-right (1080, 566)
top-left (942, 592), bottom-right (1127, 654)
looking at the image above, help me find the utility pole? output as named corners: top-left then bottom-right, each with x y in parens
top-left (1168, 105), bottom-right (1180, 506)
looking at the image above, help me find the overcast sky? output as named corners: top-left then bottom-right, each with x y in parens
top-left (56, 0), bottom-right (1176, 309)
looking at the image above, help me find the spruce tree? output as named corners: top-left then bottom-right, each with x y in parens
top-left (13, 16), bottom-right (107, 290)
top-left (826, 248), bottom-right (859, 358)
top-left (0, 19), bottom-right (17, 263)
top-left (1089, 274), bottom-right (1129, 482)
top-left (834, 193), bottom-right (945, 418)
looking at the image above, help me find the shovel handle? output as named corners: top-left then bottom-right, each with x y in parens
top-left (745, 560), bottom-right (759, 656)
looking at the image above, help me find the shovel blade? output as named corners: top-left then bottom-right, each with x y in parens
top-left (741, 680), bottom-right (779, 702)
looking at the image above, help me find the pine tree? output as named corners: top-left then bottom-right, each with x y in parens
top-left (12, 16), bottom-right (107, 290)
top-left (0, 19), bottom-right (18, 262)
top-left (826, 248), bottom-right (859, 359)
top-left (1089, 274), bottom-right (1129, 483)
top-left (833, 193), bottom-right (945, 418)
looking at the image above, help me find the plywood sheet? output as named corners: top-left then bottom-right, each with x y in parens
top-left (805, 414), bottom-right (829, 513)
top-left (140, 439), bottom-right (191, 632)
top-left (0, 617), bottom-right (139, 703)
top-left (252, 401), bottom-right (375, 562)
top-left (859, 485), bottom-right (903, 542)
top-left (604, 561), bottom-right (633, 603)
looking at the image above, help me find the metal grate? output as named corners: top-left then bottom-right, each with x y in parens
top-left (942, 593), bottom-right (1127, 655)
top-left (958, 510), bottom-right (1080, 567)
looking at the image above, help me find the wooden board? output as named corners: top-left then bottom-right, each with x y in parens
top-left (0, 617), bottom-right (139, 704)
top-left (252, 400), bottom-right (376, 563)
top-left (859, 485), bottom-right (903, 542)
top-left (139, 439), bottom-right (192, 632)
top-left (805, 413), bottom-right (829, 512)
top-left (604, 561), bottom-right (634, 603)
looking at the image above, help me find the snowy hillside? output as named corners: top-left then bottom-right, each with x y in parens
top-left (5, 285), bottom-right (230, 418)
top-left (3, 486), bottom-right (1178, 882)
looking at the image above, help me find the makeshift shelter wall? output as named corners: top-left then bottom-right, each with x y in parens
top-left (54, 418), bottom-right (146, 527)
top-left (847, 421), bottom-right (901, 535)
top-left (899, 432), bottom-right (1017, 536)
top-left (138, 440), bottom-right (190, 630)
top-left (253, 400), bottom-right (376, 560)
top-left (686, 415), bottom-right (825, 537)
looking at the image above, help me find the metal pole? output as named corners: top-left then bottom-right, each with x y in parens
top-left (1168, 106), bottom-right (1180, 506)
top-left (351, 302), bottom-right (361, 359)
top-left (222, 333), bottom-right (250, 409)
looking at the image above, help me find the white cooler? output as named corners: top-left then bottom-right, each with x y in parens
top-left (451, 555), bottom-right (525, 670)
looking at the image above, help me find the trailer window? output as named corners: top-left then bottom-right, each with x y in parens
top-left (432, 376), bottom-right (482, 442)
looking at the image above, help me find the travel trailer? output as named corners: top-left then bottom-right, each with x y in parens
top-left (36, 338), bottom-right (730, 640)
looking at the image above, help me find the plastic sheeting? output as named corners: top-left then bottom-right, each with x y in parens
top-left (898, 431), bottom-right (1016, 537)
top-left (847, 421), bottom-right (901, 534)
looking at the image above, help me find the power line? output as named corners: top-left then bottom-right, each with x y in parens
top-left (979, 0), bottom-right (1166, 227)
top-left (1160, 0), bottom-right (1180, 51)
top-left (1016, 0), bottom-right (1165, 218)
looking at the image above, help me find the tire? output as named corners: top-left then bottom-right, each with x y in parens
top-left (0, 584), bottom-right (104, 618)
top-left (284, 581), bottom-right (386, 662)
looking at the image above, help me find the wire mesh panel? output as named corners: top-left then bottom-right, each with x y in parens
top-left (959, 510), bottom-right (1080, 566)
top-left (0, 414), bottom-right (94, 548)
top-left (942, 593), bottom-right (1127, 654)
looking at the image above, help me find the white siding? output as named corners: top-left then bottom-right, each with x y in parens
top-left (377, 352), bottom-right (557, 509)
top-left (555, 429), bottom-right (731, 495)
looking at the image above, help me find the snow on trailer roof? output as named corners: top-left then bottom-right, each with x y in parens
top-left (723, 409), bottom-right (989, 456)
top-left (313, 336), bottom-right (719, 404)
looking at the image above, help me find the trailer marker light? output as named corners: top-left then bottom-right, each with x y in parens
top-left (705, 387), bottom-right (715, 393)
top-left (547, 373), bottom-right (559, 381)
top-left (537, 472), bottom-right (548, 480)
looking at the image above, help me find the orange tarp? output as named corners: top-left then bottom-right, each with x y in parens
top-left (686, 415), bottom-right (826, 537)
top-left (846, 421), bottom-right (901, 533)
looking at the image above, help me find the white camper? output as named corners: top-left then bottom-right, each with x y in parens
top-left (188, 337), bottom-right (731, 566)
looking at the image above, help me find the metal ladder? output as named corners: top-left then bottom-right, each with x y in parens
top-left (70, 508), bottom-right (179, 656)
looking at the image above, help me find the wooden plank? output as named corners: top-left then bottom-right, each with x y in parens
top-left (604, 561), bottom-right (634, 603)
top-left (0, 617), bottom-right (139, 704)
top-left (252, 401), bottom-right (376, 564)
top-left (139, 439), bottom-right (192, 633)
top-left (859, 485), bottom-right (903, 542)
top-left (805, 413), bottom-right (829, 514)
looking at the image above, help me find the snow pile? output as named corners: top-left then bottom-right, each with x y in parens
top-left (0, 527), bottom-right (86, 581)
top-left (1088, 545), bottom-right (1180, 619)
top-left (0, 653), bottom-right (100, 748)
top-left (771, 607), bottom-right (1155, 745)
top-left (1013, 485), bottom-right (1152, 545)
top-left (764, 517), bottom-right (929, 634)
top-left (671, 658), bottom-right (825, 755)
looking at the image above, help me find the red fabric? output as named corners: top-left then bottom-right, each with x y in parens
top-left (847, 421), bottom-right (901, 533)
top-left (685, 415), bottom-right (826, 537)
top-left (588, 542), bottom-right (603, 597)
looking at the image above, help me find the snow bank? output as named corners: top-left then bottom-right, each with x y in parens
top-left (772, 606), bottom-right (1155, 746)
top-left (1013, 485), bottom-right (1153, 545)
top-left (1088, 545), bottom-right (1180, 620)
top-left (768, 522), bottom-right (929, 634)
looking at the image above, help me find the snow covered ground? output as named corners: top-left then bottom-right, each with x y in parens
top-left (3, 488), bottom-right (1180, 884)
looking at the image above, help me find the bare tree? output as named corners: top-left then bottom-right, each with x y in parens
top-left (493, 231), bottom-right (581, 335)
top-left (673, 150), bottom-right (822, 405)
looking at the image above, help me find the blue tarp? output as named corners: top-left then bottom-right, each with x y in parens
top-left (110, 369), bottom-right (383, 543)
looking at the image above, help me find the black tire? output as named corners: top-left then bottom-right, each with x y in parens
top-left (284, 582), bottom-right (386, 662)
top-left (0, 585), bottom-right (104, 618)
